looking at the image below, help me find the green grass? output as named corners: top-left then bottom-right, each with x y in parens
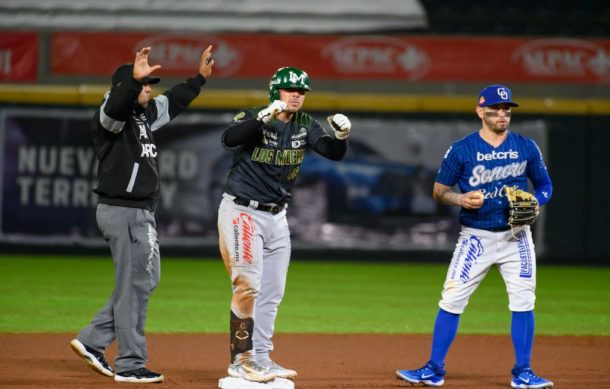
top-left (0, 255), bottom-right (608, 335)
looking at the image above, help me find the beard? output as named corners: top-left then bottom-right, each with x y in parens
top-left (483, 116), bottom-right (509, 133)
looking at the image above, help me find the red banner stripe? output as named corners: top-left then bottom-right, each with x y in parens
top-left (0, 32), bottom-right (38, 82)
top-left (51, 32), bottom-right (610, 84)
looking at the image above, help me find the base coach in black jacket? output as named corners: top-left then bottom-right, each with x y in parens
top-left (70, 46), bottom-right (214, 384)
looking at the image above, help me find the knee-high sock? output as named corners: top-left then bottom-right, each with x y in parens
top-left (511, 310), bottom-right (534, 369)
top-left (430, 308), bottom-right (460, 366)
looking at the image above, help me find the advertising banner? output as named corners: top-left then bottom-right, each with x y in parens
top-left (51, 32), bottom-right (610, 84)
top-left (0, 107), bottom-right (547, 250)
top-left (0, 32), bottom-right (38, 82)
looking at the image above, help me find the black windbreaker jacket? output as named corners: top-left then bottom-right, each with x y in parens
top-left (91, 74), bottom-right (206, 211)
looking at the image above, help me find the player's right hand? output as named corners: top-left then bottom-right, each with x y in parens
top-left (133, 47), bottom-right (162, 82)
top-left (461, 190), bottom-right (485, 209)
top-left (257, 100), bottom-right (287, 123)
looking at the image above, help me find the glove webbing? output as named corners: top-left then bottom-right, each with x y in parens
top-left (503, 185), bottom-right (538, 239)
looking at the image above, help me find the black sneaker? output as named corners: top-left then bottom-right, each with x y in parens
top-left (70, 338), bottom-right (114, 377)
top-left (114, 367), bottom-right (164, 383)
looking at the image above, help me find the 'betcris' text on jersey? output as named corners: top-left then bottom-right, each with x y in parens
top-left (435, 131), bottom-right (549, 230)
top-left (476, 150), bottom-right (518, 161)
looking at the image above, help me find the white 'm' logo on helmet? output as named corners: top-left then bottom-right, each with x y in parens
top-left (497, 87), bottom-right (509, 100)
top-left (289, 71), bottom-right (306, 84)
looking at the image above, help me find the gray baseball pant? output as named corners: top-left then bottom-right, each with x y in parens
top-left (77, 204), bottom-right (160, 373)
top-left (217, 195), bottom-right (291, 361)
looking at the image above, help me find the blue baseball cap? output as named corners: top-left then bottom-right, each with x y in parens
top-left (478, 84), bottom-right (519, 107)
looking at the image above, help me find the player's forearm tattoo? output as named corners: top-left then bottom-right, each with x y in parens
top-left (435, 188), bottom-right (461, 206)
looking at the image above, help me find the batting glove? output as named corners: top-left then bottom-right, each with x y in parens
top-left (257, 100), bottom-right (287, 123)
top-left (327, 114), bottom-right (351, 140)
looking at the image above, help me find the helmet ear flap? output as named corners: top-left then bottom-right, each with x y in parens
top-left (269, 87), bottom-right (280, 102)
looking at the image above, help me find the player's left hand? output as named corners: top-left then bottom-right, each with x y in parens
top-left (133, 47), bottom-right (162, 82)
top-left (327, 114), bottom-right (351, 140)
top-left (504, 185), bottom-right (539, 226)
top-left (198, 45), bottom-right (214, 79)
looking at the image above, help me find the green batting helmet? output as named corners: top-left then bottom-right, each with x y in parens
top-left (268, 67), bottom-right (312, 102)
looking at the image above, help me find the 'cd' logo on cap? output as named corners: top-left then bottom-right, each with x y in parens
top-left (497, 87), bottom-right (509, 100)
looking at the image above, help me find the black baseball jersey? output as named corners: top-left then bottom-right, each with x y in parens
top-left (221, 107), bottom-right (347, 205)
top-left (91, 74), bottom-right (206, 211)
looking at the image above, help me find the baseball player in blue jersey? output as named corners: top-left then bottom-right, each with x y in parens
top-left (217, 67), bottom-right (350, 383)
top-left (396, 85), bottom-right (554, 388)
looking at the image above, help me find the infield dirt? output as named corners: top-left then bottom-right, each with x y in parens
top-left (1, 333), bottom-right (608, 388)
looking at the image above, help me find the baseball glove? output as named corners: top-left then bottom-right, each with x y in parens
top-left (503, 185), bottom-right (539, 226)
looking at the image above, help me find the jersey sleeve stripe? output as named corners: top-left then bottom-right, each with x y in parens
top-left (151, 95), bottom-right (170, 132)
top-left (99, 95), bottom-right (125, 133)
top-left (126, 162), bottom-right (140, 193)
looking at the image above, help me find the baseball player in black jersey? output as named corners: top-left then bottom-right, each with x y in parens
top-left (217, 67), bottom-right (351, 383)
top-left (70, 46), bottom-right (214, 384)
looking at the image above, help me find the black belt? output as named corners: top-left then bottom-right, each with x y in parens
top-left (233, 196), bottom-right (285, 215)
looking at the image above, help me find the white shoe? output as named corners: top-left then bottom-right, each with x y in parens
top-left (259, 359), bottom-right (297, 379)
top-left (227, 360), bottom-right (275, 382)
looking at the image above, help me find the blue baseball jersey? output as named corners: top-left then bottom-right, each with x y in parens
top-left (436, 131), bottom-right (552, 230)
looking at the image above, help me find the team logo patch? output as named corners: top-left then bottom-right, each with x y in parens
top-left (233, 112), bottom-right (246, 121)
top-left (262, 129), bottom-right (278, 147)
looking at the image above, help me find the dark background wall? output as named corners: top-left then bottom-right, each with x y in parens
top-left (542, 116), bottom-right (609, 263)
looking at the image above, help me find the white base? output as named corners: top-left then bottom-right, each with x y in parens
top-left (218, 376), bottom-right (294, 389)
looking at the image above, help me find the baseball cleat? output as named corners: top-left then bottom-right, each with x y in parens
top-left (114, 367), bottom-right (164, 383)
top-left (257, 359), bottom-right (297, 379)
top-left (228, 360), bottom-right (275, 382)
top-left (70, 338), bottom-right (114, 377)
top-left (396, 361), bottom-right (446, 387)
top-left (511, 367), bottom-right (553, 388)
